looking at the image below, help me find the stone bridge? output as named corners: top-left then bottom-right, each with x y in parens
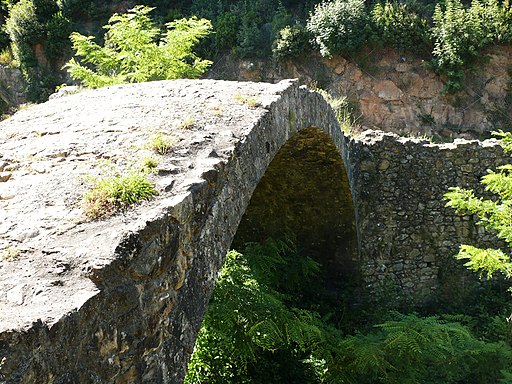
top-left (0, 79), bottom-right (508, 383)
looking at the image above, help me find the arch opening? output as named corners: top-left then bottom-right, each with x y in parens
top-left (233, 126), bottom-right (358, 285)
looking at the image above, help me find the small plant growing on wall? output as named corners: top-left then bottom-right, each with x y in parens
top-left (83, 169), bottom-right (157, 219)
top-left (149, 133), bottom-right (173, 155)
top-left (141, 156), bottom-right (158, 172)
top-left (233, 93), bottom-right (259, 108)
top-left (3, 246), bottom-right (20, 261)
top-left (318, 90), bottom-right (360, 135)
top-left (179, 115), bottom-right (196, 129)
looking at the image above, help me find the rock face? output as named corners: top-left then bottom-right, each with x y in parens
top-left (0, 79), bottom-right (509, 383)
top-left (213, 45), bottom-right (512, 139)
top-left (0, 65), bottom-right (26, 112)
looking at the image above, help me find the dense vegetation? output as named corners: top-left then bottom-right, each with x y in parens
top-left (1, 0), bottom-right (511, 100)
top-left (185, 239), bottom-right (512, 383)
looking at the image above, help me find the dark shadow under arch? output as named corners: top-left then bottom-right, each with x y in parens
top-left (233, 126), bottom-right (358, 281)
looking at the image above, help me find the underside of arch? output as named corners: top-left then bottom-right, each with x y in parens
top-left (233, 126), bottom-right (358, 280)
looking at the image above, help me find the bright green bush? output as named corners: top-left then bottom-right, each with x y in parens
top-left (445, 131), bottom-right (512, 280)
top-left (371, 1), bottom-right (430, 52)
top-left (307, 0), bottom-right (368, 57)
top-left (272, 23), bottom-right (311, 61)
top-left (65, 5), bottom-right (212, 88)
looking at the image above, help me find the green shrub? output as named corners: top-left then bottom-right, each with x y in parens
top-left (212, 11), bottom-right (238, 52)
top-left (445, 131), bottom-right (512, 280)
top-left (235, 16), bottom-right (269, 58)
top-left (272, 23), bottom-right (311, 61)
top-left (5, 0), bottom-right (44, 47)
top-left (65, 5), bottom-right (212, 88)
top-left (5, 0), bottom-right (62, 101)
top-left (0, 0), bottom-right (9, 50)
top-left (307, 0), bottom-right (369, 57)
top-left (0, 47), bottom-right (13, 66)
top-left (45, 11), bottom-right (71, 62)
top-left (371, 1), bottom-right (430, 52)
top-left (432, 0), bottom-right (512, 92)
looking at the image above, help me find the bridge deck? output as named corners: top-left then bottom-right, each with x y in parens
top-left (0, 79), bottom-right (290, 332)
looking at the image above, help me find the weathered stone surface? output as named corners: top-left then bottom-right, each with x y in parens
top-left (343, 131), bottom-right (509, 302)
top-left (0, 65), bottom-right (26, 111)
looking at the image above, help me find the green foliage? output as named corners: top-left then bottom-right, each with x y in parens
top-left (212, 10), bottom-right (238, 52)
top-left (444, 130), bottom-right (512, 356)
top-left (306, 0), bottom-right (368, 57)
top-left (371, 1), bottom-right (430, 52)
top-left (318, 89), bottom-right (359, 134)
top-left (272, 23), bottom-right (311, 61)
top-left (445, 131), bottom-right (512, 279)
top-left (331, 313), bottom-right (512, 384)
top-left (45, 11), bottom-right (71, 61)
top-left (432, 0), bottom-right (512, 92)
top-left (58, 0), bottom-right (108, 20)
top-left (149, 133), bottom-right (173, 155)
top-left (186, 238), bottom-right (512, 383)
top-left (83, 169), bottom-right (157, 219)
top-left (4, 0), bottom-right (66, 100)
top-left (185, 240), bottom-right (333, 383)
top-left (0, 48), bottom-right (13, 66)
top-left (0, 0), bottom-right (10, 50)
top-left (3, 0), bottom-right (512, 103)
top-left (65, 5), bottom-right (212, 88)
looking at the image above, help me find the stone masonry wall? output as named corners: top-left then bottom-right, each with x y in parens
top-left (343, 131), bottom-right (510, 303)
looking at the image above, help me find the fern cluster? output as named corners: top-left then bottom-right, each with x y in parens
top-left (185, 240), bottom-right (334, 383)
top-left (332, 313), bottom-right (512, 383)
top-left (185, 239), bottom-right (512, 383)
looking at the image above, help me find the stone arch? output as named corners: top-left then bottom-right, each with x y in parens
top-left (0, 80), bottom-right (359, 384)
top-left (167, 84), bottom-right (358, 383)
